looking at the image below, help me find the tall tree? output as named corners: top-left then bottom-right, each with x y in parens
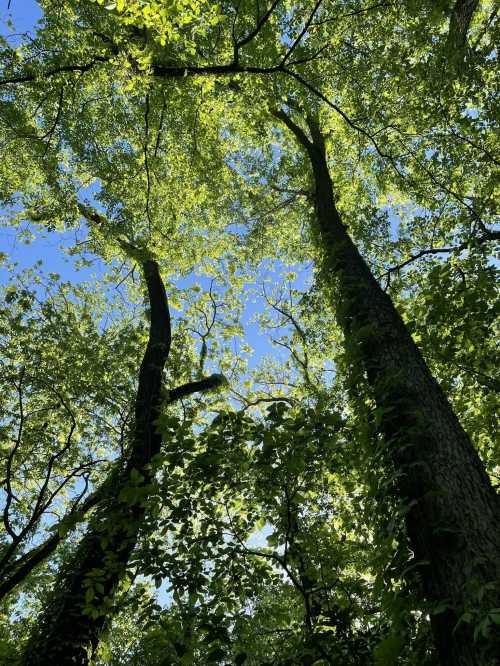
top-left (21, 250), bottom-right (172, 664)
top-left (20, 240), bottom-right (228, 664)
top-left (1, 2), bottom-right (498, 664)
top-left (270, 108), bottom-right (500, 666)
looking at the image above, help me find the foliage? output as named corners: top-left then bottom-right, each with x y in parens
top-left (0, 1), bottom-right (498, 664)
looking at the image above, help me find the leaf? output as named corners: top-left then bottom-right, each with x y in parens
top-left (207, 647), bottom-right (226, 663)
top-left (373, 633), bottom-right (404, 666)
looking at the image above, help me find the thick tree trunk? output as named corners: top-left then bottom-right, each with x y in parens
top-left (275, 111), bottom-right (500, 666)
top-left (22, 259), bottom-right (171, 666)
top-left (446, 0), bottom-right (479, 70)
top-left (448, 0), bottom-right (479, 50)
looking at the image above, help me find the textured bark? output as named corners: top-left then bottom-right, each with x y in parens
top-left (275, 110), bottom-right (500, 666)
top-left (448, 0), bottom-right (479, 50)
top-left (22, 260), bottom-right (171, 666)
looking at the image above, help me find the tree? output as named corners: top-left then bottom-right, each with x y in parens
top-left (18, 238), bottom-right (228, 664)
top-left (1, 1), bottom-right (498, 664)
top-left (270, 108), bottom-right (500, 665)
top-left (19, 249), bottom-right (171, 664)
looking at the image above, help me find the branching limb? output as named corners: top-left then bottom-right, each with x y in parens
top-left (230, 387), bottom-right (296, 411)
top-left (281, 0), bottom-right (324, 67)
top-left (379, 228), bottom-right (500, 286)
top-left (0, 57), bottom-right (108, 87)
top-left (233, 0), bottom-right (282, 64)
top-left (270, 184), bottom-right (313, 199)
top-left (0, 476), bottom-right (104, 600)
top-left (166, 374), bottom-right (228, 404)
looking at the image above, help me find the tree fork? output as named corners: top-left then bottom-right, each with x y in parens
top-left (274, 109), bottom-right (500, 666)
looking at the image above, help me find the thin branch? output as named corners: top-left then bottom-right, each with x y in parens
top-left (234, 0), bottom-right (282, 53)
top-left (151, 61), bottom-right (282, 79)
top-left (282, 69), bottom-right (396, 163)
top-left (310, 1), bottom-right (393, 26)
top-left (28, 387), bottom-right (77, 529)
top-left (453, 130), bottom-right (499, 167)
top-left (154, 95), bottom-right (167, 157)
top-left (0, 480), bottom-right (104, 600)
top-left (144, 93), bottom-right (153, 234)
top-left (379, 229), bottom-right (499, 284)
top-left (281, 0), bottom-right (324, 67)
top-left (287, 43), bottom-right (330, 68)
top-left (41, 85), bottom-right (64, 155)
top-left (270, 184), bottom-right (313, 199)
top-left (0, 57), bottom-right (108, 87)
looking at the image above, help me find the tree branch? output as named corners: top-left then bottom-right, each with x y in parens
top-left (281, 0), bottom-right (324, 66)
top-left (166, 374), bottom-right (228, 404)
top-left (0, 481), bottom-right (103, 600)
top-left (0, 58), bottom-right (108, 87)
top-left (379, 229), bottom-right (500, 284)
top-left (234, 0), bottom-right (282, 54)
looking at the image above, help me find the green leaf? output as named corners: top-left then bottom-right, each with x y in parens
top-left (373, 633), bottom-right (404, 666)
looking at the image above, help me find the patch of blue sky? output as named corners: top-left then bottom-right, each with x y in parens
top-left (1, 217), bottom-right (314, 393)
top-left (2, 0), bottom-right (42, 42)
top-left (172, 256), bottom-right (313, 376)
top-left (463, 108), bottom-right (479, 119)
top-left (1, 222), bottom-right (105, 279)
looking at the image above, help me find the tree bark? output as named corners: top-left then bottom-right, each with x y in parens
top-left (448, 0), bottom-right (479, 50)
top-left (22, 259), bottom-right (171, 666)
top-left (274, 110), bottom-right (500, 666)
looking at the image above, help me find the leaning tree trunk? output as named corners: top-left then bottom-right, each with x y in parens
top-left (275, 110), bottom-right (500, 666)
top-left (22, 259), bottom-right (171, 666)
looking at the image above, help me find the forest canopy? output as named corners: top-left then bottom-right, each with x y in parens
top-left (0, 1), bottom-right (498, 665)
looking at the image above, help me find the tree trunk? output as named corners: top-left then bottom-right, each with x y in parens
top-left (22, 259), bottom-right (171, 666)
top-left (448, 0), bottom-right (479, 50)
top-left (275, 110), bottom-right (500, 666)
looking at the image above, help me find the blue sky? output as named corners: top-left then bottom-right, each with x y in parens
top-left (3, 0), bottom-right (41, 36)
